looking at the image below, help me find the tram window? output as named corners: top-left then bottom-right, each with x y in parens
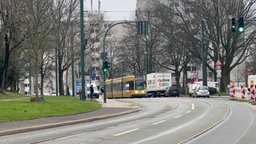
top-left (135, 80), bottom-right (144, 90)
top-left (123, 83), bottom-right (129, 90)
top-left (129, 81), bottom-right (134, 90)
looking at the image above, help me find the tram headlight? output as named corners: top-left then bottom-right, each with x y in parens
top-left (135, 91), bottom-right (138, 94)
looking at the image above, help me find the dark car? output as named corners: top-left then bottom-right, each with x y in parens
top-left (165, 85), bottom-right (180, 97)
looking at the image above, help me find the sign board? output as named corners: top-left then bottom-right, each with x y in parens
top-left (217, 70), bottom-right (221, 78)
top-left (90, 72), bottom-right (96, 80)
top-left (215, 59), bottom-right (222, 70)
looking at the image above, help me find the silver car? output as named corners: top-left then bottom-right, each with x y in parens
top-left (192, 86), bottom-right (210, 98)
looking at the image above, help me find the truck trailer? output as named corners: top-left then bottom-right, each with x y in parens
top-left (146, 73), bottom-right (172, 97)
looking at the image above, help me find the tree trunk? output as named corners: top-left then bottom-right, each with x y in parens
top-left (59, 70), bottom-right (64, 95)
top-left (1, 68), bottom-right (6, 94)
top-left (58, 56), bottom-right (64, 95)
top-left (65, 66), bottom-right (70, 96)
top-left (1, 34), bottom-right (11, 94)
top-left (34, 54), bottom-right (39, 98)
top-left (222, 69), bottom-right (230, 92)
top-left (40, 70), bottom-right (44, 96)
top-left (183, 67), bottom-right (188, 95)
top-left (10, 80), bottom-right (17, 92)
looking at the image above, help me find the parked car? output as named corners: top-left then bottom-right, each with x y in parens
top-left (192, 86), bottom-right (210, 98)
top-left (165, 85), bottom-right (180, 97)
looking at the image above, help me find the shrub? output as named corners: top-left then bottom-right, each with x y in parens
top-left (209, 87), bottom-right (217, 95)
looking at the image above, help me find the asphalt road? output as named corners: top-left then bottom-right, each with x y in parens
top-left (0, 97), bottom-right (255, 144)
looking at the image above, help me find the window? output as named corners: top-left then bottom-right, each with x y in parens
top-left (135, 79), bottom-right (144, 90)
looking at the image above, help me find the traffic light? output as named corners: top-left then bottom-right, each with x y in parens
top-left (137, 21), bottom-right (148, 36)
top-left (102, 61), bottom-right (109, 73)
top-left (238, 17), bottom-right (244, 33)
top-left (231, 18), bottom-right (236, 32)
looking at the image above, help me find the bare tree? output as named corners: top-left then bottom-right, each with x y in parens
top-left (51, 0), bottom-right (80, 96)
top-left (168, 0), bottom-right (256, 91)
top-left (0, 0), bottom-right (32, 94)
top-left (20, 0), bottom-right (56, 100)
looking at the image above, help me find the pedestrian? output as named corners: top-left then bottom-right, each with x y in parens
top-left (100, 87), bottom-right (104, 93)
top-left (90, 85), bottom-right (94, 99)
top-left (100, 87), bottom-right (104, 99)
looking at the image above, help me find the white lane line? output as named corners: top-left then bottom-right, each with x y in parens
top-left (174, 115), bottom-right (182, 119)
top-left (113, 128), bottom-right (139, 137)
top-left (131, 102), bottom-right (212, 144)
top-left (51, 133), bottom-right (86, 141)
top-left (152, 120), bottom-right (166, 125)
top-left (192, 103), bottom-right (195, 110)
top-left (186, 110), bottom-right (191, 114)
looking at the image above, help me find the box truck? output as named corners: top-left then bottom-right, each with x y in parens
top-left (146, 73), bottom-right (172, 97)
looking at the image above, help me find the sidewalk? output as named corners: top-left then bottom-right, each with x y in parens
top-left (0, 99), bottom-right (141, 136)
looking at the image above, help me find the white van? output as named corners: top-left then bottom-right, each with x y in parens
top-left (87, 84), bottom-right (99, 98)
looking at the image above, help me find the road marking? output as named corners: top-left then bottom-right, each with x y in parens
top-left (174, 115), bottom-right (182, 118)
top-left (131, 103), bottom-right (212, 144)
top-left (192, 103), bottom-right (195, 110)
top-left (113, 128), bottom-right (139, 136)
top-left (186, 110), bottom-right (191, 113)
top-left (152, 120), bottom-right (166, 125)
top-left (54, 133), bottom-right (85, 140)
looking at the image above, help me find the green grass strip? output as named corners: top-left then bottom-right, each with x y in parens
top-left (0, 95), bottom-right (101, 123)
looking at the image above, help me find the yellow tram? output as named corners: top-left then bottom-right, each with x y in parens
top-left (106, 75), bottom-right (146, 98)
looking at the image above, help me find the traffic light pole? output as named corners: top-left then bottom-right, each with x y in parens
top-left (102, 21), bottom-right (137, 103)
top-left (201, 20), bottom-right (207, 86)
top-left (79, 0), bottom-right (86, 100)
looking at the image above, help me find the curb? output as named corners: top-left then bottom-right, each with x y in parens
top-left (0, 108), bottom-right (141, 136)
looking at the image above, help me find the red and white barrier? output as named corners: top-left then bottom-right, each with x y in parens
top-left (230, 86), bottom-right (235, 98)
top-left (250, 85), bottom-right (255, 100)
top-left (241, 86), bottom-right (246, 99)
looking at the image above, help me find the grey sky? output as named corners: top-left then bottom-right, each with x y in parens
top-left (85, 0), bottom-right (137, 21)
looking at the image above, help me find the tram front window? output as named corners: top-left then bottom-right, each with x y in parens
top-left (135, 80), bottom-right (144, 90)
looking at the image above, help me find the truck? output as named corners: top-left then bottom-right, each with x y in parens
top-left (146, 73), bottom-right (172, 97)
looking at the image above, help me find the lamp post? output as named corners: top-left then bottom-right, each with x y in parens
top-left (79, 0), bottom-right (86, 100)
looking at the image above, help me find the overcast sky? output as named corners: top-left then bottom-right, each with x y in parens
top-left (85, 0), bottom-right (137, 21)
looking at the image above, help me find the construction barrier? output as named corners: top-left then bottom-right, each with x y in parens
top-left (228, 86), bottom-right (246, 99)
top-left (241, 86), bottom-right (246, 99)
top-left (229, 86), bottom-right (235, 98)
top-left (250, 85), bottom-right (255, 101)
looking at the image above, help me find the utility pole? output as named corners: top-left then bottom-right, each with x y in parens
top-left (201, 20), bottom-right (207, 86)
top-left (71, 22), bottom-right (75, 97)
top-left (80, 0), bottom-right (86, 100)
top-left (137, 21), bottom-right (149, 74)
top-left (103, 21), bottom-right (138, 103)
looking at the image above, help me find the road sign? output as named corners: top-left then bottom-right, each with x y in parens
top-left (217, 70), bottom-right (221, 78)
top-left (90, 72), bottom-right (96, 80)
top-left (215, 59), bottom-right (222, 70)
